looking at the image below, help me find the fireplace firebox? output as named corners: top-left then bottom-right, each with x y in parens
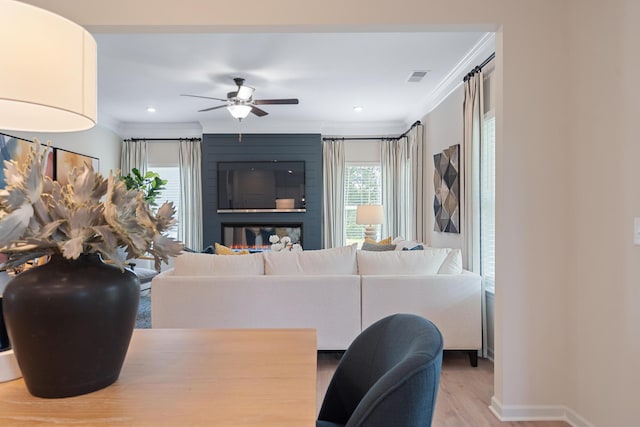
top-left (222, 224), bottom-right (302, 251)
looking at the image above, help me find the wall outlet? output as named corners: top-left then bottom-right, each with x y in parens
top-left (634, 218), bottom-right (640, 246)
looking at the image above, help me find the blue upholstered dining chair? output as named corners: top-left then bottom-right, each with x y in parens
top-left (317, 313), bottom-right (443, 427)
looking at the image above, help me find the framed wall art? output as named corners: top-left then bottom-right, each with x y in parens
top-left (54, 148), bottom-right (99, 185)
top-left (433, 144), bottom-right (460, 233)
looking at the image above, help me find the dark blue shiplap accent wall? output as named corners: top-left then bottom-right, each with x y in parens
top-left (202, 133), bottom-right (323, 250)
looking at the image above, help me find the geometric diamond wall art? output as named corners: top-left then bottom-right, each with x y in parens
top-left (433, 144), bottom-right (460, 233)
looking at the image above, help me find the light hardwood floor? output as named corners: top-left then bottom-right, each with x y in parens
top-left (317, 351), bottom-right (569, 427)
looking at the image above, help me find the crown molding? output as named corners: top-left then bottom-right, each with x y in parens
top-left (199, 119), bottom-right (406, 136)
top-left (118, 122), bottom-right (203, 139)
top-left (96, 109), bottom-right (124, 136)
top-left (417, 32), bottom-right (495, 117)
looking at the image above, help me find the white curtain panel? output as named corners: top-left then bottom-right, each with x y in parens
top-left (120, 139), bottom-right (148, 175)
top-left (381, 137), bottom-right (414, 240)
top-left (322, 139), bottom-right (345, 248)
top-left (407, 123), bottom-right (429, 244)
top-left (462, 73), bottom-right (483, 274)
top-left (178, 139), bottom-right (203, 251)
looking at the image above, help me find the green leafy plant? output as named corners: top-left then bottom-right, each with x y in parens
top-left (0, 141), bottom-right (183, 271)
top-left (120, 168), bottom-right (167, 207)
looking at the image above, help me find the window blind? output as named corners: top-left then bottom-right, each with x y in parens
top-left (149, 165), bottom-right (181, 240)
top-left (344, 164), bottom-right (382, 244)
top-left (480, 114), bottom-right (496, 290)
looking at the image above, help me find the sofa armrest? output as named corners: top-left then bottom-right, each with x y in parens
top-left (361, 274), bottom-right (482, 350)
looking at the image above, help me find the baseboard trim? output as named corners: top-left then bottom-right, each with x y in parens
top-left (489, 396), bottom-right (595, 427)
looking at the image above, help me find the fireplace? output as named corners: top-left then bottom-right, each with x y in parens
top-left (222, 223), bottom-right (302, 251)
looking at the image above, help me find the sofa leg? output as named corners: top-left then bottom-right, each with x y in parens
top-left (468, 350), bottom-right (478, 367)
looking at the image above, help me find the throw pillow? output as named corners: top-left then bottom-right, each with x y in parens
top-left (264, 244), bottom-right (358, 275)
top-left (361, 242), bottom-right (396, 251)
top-left (438, 248), bottom-right (463, 274)
top-left (364, 236), bottom-right (392, 245)
top-left (174, 252), bottom-right (264, 276)
top-left (392, 236), bottom-right (424, 251)
top-left (357, 247), bottom-right (451, 275)
top-left (402, 244), bottom-right (424, 251)
top-left (214, 242), bottom-right (249, 255)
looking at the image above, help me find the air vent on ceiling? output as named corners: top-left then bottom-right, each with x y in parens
top-left (407, 70), bottom-right (430, 83)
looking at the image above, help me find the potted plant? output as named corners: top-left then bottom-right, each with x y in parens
top-left (0, 141), bottom-right (183, 398)
top-left (120, 167), bottom-right (167, 207)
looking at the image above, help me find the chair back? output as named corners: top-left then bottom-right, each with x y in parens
top-left (317, 313), bottom-right (443, 427)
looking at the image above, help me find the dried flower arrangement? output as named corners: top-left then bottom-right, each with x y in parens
top-left (0, 140), bottom-right (183, 271)
top-left (269, 234), bottom-right (302, 252)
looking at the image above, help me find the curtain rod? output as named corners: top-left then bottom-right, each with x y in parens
top-left (322, 120), bottom-right (422, 142)
top-left (0, 131), bottom-right (33, 143)
top-left (463, 52), bottom-right (495, 82)
top-left (124, 137), bottom-right (202, 142)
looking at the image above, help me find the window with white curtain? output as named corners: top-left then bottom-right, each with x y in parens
top-left (344, 163), bottom-right (381, 245)
top-left (148, 165), bottom-right (180, 240)
top-left (148, 142), bottom-right (181, 240)
top-left (480, 65), bottom-right (496, 291)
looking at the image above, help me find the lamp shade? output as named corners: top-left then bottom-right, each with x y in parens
top-left (356, 204), bottom-right (384, 225)
top-left (227, 104), bottom-right (252, 119)
top-left (0, 0), bottom-right (97, 132)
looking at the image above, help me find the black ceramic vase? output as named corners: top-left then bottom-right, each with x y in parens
top-left (3, 253), bottom-right (139, 398)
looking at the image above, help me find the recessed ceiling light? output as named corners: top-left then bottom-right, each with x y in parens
top-left (146, 107), bottom-right (156, 113)
top-left (353, 106), bottom-right (364, 112)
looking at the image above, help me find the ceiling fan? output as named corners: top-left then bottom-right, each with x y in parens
top-left (181, 77), bottom-right (299, 121)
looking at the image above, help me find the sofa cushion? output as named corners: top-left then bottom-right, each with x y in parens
top-left (357, 247), bottom-right (451, 275)
top-left (174, 252), bottom-right (264, 276)
top-left (264, 244), bottom-right (357, 275)
top-left (437, 249), bottom-right (463, 274)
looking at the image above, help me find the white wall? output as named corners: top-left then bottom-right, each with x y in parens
top-left (566, 1), bottom-right (640, 426)
top-left (18, 1), bottom-right (640, 425)
top-left (4, 125), bottom-right (121, 175)
top-left (424, 85), bottom-right (464, 250)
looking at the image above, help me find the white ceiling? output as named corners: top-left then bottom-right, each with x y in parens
top-left (94, 31), bottom-right (493, 136)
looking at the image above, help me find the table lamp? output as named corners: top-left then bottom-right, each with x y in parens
top-left (356, 204), bottom-right (384, 241)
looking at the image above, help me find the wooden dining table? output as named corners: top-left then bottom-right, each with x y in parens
top-left (0, 328), bottom-right (318, 426)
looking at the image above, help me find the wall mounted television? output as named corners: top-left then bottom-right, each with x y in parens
top-left (217, 161), bottom-right (306, 213)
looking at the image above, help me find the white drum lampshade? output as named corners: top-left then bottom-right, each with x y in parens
top-left (356, 205), bottom-right (384, 241)
top-left (0, 0), bottom-right (97, 132)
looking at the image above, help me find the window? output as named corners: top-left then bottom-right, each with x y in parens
top-left (344, 164), bottom-right (381, 245)
top-left (480, 66), bottom-right (496, 291)
top-left (149, 166), bottom-right (180, 240)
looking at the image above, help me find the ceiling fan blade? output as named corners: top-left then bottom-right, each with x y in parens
top-left (251, 106), bottom-right (269, 117)
top-left (181, 94), bottom-right (228, 102)
top-left (254, 98), bottom-right (299, 105)
top-left (198, 105), bottom-right (227, 112)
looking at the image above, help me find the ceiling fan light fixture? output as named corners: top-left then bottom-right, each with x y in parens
top-left (236, 85), bottom-right (254, 101)
top-left (227, 104), bottom-right (252, 119)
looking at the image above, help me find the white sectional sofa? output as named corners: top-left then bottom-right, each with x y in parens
top-left (151, 244), bottom-right (482, 362)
